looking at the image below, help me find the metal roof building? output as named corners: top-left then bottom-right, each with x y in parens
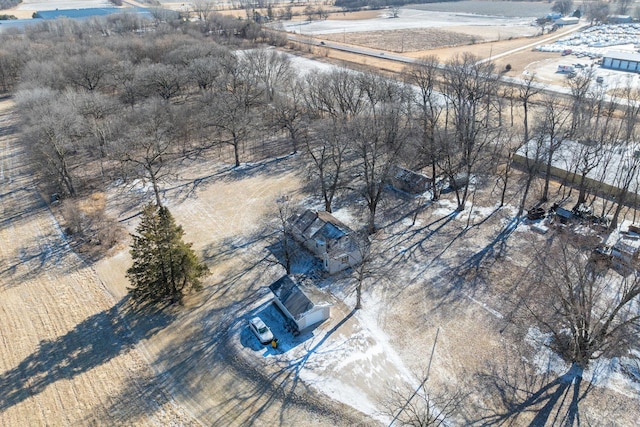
top-left (34, 8), bottom-right (151, 20)
top-left (269, 275), bottom-right (332, 332)
top-left (602, 51), bottom-right (640, 72)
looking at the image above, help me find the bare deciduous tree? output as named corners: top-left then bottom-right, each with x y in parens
top-left (112, 60), bottom-right (140, 107)
top-left (266, 77), bottom-right (307, 153)
top-left (305, 119), bottom-right (349, 213)
top-left (551, 0), bottom-right (574, 16)
top-left (304, 68), bottom-right (366, 120)
top-left (71, 91), bottom-right (118, 178)
top-left (404, 55), bottom-right (443, 200)
top-left (62, 50), bottom-right (115, 92)
top-left (244, 48), bottom-right (293, 102)
top-left (137, 63), bottom-right (184, 101)
top-left (567, 68), bottom-right (596, 136)
top-left (526, 236), bottom-right (640, 370)
top-left (538, 95), bottom-right (571, 202)
top-left (382, 385), bottom-right (464, 427)
top-left (114, 98), bottom-right (179, 206)
top-left (585, 0), bottom-right (609, 24)
top-left (617, 0), bottom-right (633, 15)
top-left (187, 55), bottom-right (226, 91)
top-left (275, 195), bottom-right (295, 274)
top-left (0, 46), bottom-right (24, 93)
top-left (201, 54), bottom-right (263, 167)
top-left (441, 53), bottom-right (499, 211)
top-left (518, 73), bottom-right (539, 144)
top-left (516, 130), bottom-right (546, 217)
top-left (191, 0), bottom-right (215, 21)
top-left (16, 89), bottom-right (85, 197)
top-left (351, 73), bottom-right (411, 233)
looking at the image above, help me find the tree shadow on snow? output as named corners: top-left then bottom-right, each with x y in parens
top-left (145, 301), bottom-right (364, 426)
top-left (0, 298), bottom-right (175, 413)
top-left (431, 216), bottom-right (523, 310)
top-left (467, 344), bottom-right (619, 427)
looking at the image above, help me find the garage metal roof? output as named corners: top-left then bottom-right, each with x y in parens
top-left (603, 51), bottom-right (640, 62)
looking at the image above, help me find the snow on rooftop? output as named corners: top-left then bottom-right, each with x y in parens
top-left (515, 139), bottom-right (640, 196)
top-left (603, 50), bottom-right (640, 62)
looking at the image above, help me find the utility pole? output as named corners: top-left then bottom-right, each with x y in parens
top-left (388, 327), bottom-right (440, 426)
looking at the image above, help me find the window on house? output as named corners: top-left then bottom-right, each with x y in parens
top-left (341, 255), bottom-right (349, 264)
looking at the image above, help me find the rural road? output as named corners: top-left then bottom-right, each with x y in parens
top-left (288, 21), bottom-right (589, 67)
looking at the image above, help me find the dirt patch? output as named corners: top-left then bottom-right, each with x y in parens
top-left (323, 28), bottom-right (476, 53)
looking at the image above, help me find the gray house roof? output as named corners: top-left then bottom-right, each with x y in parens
top-left (269, 275), bottom-right (330, 320)
top-left (289, 210), bottom-right (358, 256)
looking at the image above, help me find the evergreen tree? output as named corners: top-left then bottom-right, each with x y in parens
top-left (127, 204), bottom-right (208, 306)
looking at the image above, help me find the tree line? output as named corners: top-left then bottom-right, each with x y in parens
top-left (5, 12), bottom-right (640, 235)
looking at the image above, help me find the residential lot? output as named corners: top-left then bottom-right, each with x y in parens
top-left (2, 1), bottom-right (640, 425)
top-left (2, 83), bottom-right (640, 424)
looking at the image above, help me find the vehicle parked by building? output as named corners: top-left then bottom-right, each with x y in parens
top-left (248, 317), bottom-right (274, 344)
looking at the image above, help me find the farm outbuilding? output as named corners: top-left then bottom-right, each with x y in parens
top-left (555, 16), bottom-right (579, 26)
top-left (390, 166), bottom-right (432, 195)
top-left (269, 275), bottom-right (332, 332)
top-left (602, 51), bottom-right (640, 72)
top-left (607, 15), bottom-right (632, 24)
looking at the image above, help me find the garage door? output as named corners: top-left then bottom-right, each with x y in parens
top-left (300, 308), bottom-right (327, 329)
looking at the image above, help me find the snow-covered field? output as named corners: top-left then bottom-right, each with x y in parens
top-left (14, 0), bottom-right (111, 10)
top-left (284, 7), bottom-right (539, 36)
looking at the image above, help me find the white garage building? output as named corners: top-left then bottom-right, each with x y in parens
top-left (269, 275), bottom-right (332, 332)
top-left (602, 51), bottom-right (640, 72)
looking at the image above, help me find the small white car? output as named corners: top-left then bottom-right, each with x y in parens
top-left (248, 317), bottom-right (274, 344)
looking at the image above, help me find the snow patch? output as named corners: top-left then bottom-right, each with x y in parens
top-left (526, 327), bottom-right (640, 397)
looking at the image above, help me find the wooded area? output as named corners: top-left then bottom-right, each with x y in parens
top-left (6, 10), bottom-right (640, 238)
top-left (2, 8), bottom-right (640, 424)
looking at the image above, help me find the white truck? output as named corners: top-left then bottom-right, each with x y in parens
top-left (558, 65), bottom-right (576, 73)
top-left (557, 65), bottom-right (575, 73)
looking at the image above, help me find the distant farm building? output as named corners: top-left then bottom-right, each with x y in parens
top-left (390, 166), bottom-right (432, 195)
top-left (602, 51), bottom-right (640, 72)
top-left (555, 16), bottom-right (579, 26)
top-left (513, 139), bottom-right (640, 206)
top-left (0, 7), bottom-right (153, 33)
top-left (607, 15), bottom-right (632, 24)
top-left (34, 7), bottom-right (152, 20)
top-left (288, 210), bottom-right (362, 274)
top-left (269, 275), bottom-right (332, 332)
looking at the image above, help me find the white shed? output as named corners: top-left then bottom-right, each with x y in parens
top-left (269, 275), bottom-right (332, 332)
top-left (555, 16), bottom-right (579, 26)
